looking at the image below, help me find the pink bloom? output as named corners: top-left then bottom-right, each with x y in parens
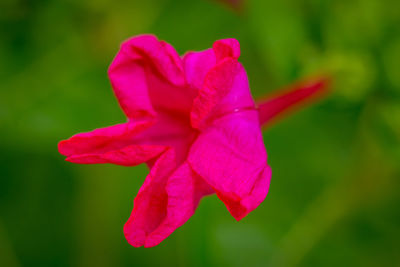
top-left (58, 35), bottom-right (328, 247)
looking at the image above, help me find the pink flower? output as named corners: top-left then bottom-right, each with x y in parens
top-left (58, 35), bottom-right (328, 247)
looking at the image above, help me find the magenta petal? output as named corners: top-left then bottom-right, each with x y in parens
top-left (190, 60), bottom-right (254, 129)
top-left (144, 163), bottom-right (213, 247)
top-left (65, 144), bottom-right (166, 166)
top-left (108, 35), bottom-right (192, 119)
top-left (123, 150), bottom-right (175, 247)
top-left (124, 151), bottom-right (213, 247)
top-left (257, 77), bottom-right (330, 127)
top-left (188, 50), bottom-right (270, 220)
top-left (189, 111), bottom-right (271, 221)
top-left (58, 122), bottom-right (150, 156)
top-left (213, 38), bottom-right (240, 62)
top-left (182, 38), bottom-right (240, 91)
top-left (58, 121), bottom-right (167, 166)
top-left (188, 38), bottom-right (244, 129)
top-left (182, 48), bottom-right (216, 90)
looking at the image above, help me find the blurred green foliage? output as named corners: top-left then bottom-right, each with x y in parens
top-left (1, 0), bottom-right (399, 266)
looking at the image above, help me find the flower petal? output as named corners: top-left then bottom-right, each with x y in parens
top-left (182, 38), bottom-right (240, 91)
top-left (257, 77), bottom-right (330, 127)
top-left (58, 121), bottom-right (147, 157)
top-left (213, 38), bottom-right (240, 62)
top-left (58, 121), bottom-right (167, 166)
top-left (182, 48), bottom-right (216, 90)
top-left (143, 163), bottom-right (213, 247)
top-left (108, 34), bottom-right (192, 120)
top-left (190, 59), bottom-right (254, 129)
top-left (189, 51), bottom-right (270, 220)
top-left (124, 150), bottom-right (213, 247)
top-left (65, 144), bottom-right (166, 166)
top-left (188, 111), bottom-right (271, 221)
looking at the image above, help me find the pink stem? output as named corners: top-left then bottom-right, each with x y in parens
top-left (257, 76), bottom-right (331, 128)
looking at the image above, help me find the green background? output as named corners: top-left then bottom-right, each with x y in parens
top-left (1, 0), bottom-right (399, 266)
